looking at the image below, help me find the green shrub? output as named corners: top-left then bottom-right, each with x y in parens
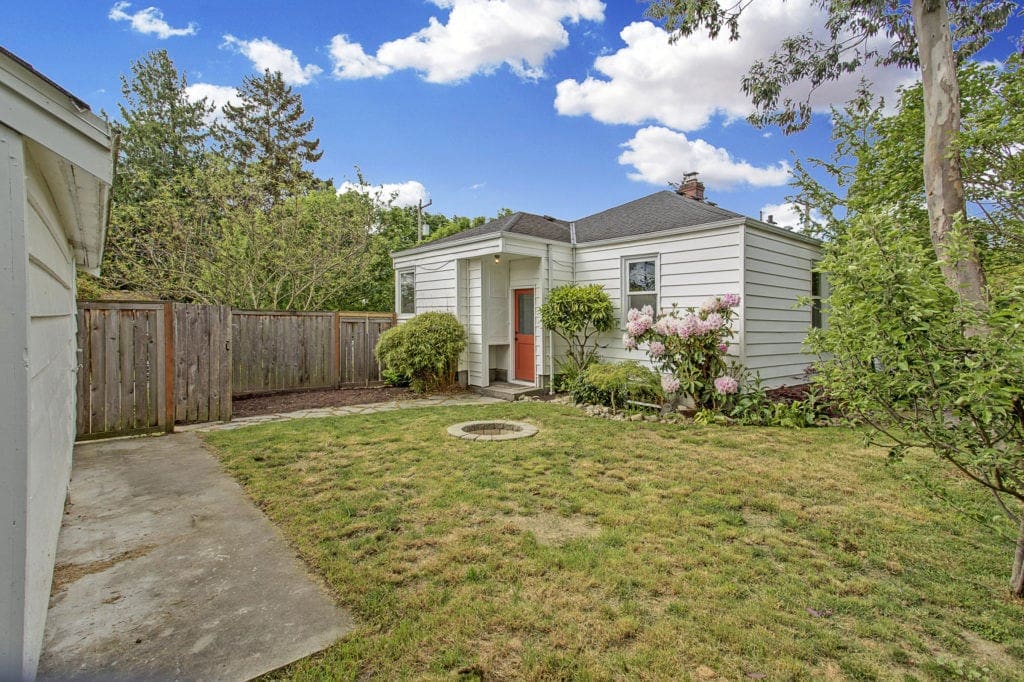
top-left (374, 312), bottom-right (466, 393)
top-left (540, 284), bottom-right (616, 388)
top-left (573, 361), bottom-right (662, 411)
top-left (381, 368), bottom-right (411, 388)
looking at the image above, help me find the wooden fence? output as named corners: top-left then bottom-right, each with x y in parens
top-left (231, 311), bottom-right (394, 396)
top-left (76, 302), bottom-right (171, 439)
top-left (75, 302), bottom-right (395, 439)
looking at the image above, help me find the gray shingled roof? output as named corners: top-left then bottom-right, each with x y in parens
top-left (402, 211), bottom-right (571, 252)
top-left (573, 191), bottom-right (744, 242)
top-left (396, 190), bottom-right (746, 254)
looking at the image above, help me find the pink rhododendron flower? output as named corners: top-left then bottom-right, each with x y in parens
top-left (662, 375), bottom-right (680, 394)
top-left (714, 376), bottom-right (739, 394)
top-left (641, 305), bottom-right (655, 318)
top-left (649, 341), bottom-right (666, 358)
top-left (623, 333), bottom-right (637, 350)
top-left (626, 319), bottom-right (648, 336)
top-left (721, 293), bottom-right (741, 308)
top-left (700, 296), bottom-right (721, 313)
top-left (718, 343), bottom-right (728, 353)
top-left (704, 313), bottom-right (725, 331)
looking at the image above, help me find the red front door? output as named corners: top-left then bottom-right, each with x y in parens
top-left (513, 288), bottom-right (535, 382)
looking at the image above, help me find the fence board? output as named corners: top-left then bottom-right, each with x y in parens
top-left (78, 303), bottom-right (392, 437)
top-left (76, 302), bottom-right (166, 440)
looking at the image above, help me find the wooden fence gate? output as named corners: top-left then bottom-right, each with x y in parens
top-left (76, 303), bottom-right (395, 438)
top-left (173, 303), bottom-right (232, 425)
top-left (76, 302), bottom-right (171, 439)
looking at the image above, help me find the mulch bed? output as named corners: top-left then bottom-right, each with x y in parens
top-left (232, 386), bottom-right (422, 419)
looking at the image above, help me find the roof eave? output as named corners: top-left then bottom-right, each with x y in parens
top-left (575, 216), bottom-right (746, 248)
top-left (391, 230), bottom-right (566, 259)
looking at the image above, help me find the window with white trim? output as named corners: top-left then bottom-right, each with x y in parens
top-left (623, 256), bottom-right (657, 317)
top-left (398, 269), bottom-right (415, 314)
top-left (810, 269), bottom-right (823, 329)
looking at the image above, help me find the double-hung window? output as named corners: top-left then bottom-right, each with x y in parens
top-left (398, 269), bottom-right (415, 314)
top-left (624, 256), bottom-right (657, 317)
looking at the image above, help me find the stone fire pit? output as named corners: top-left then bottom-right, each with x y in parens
top-left (446, 420), bottom-right (538, 441)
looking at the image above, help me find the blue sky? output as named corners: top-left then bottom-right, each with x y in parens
top-left (3, 1), bottom-right (1020, 226)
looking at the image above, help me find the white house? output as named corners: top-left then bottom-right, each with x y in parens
top-left (0, 47), bottom-right (113, 678)
top-left (391, 175), bottom-right (824, 391)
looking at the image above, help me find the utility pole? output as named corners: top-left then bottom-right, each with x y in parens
top-left (416, 198), bottom-right (433, 243)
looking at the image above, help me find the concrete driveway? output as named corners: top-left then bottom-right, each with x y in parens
top-left (39, 432), bottom-right (353, 681)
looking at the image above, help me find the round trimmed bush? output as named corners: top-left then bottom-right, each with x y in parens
top-left (374, 312), bottom-right (466, 393)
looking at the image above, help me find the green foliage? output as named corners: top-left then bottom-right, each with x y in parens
top-left (539, 284), bottom-right (616, 382)
top-left (791, 57), bottom-right (1024, 280)
top-left (215, 69), bottom-right (326, 206)
top-left (381, 368), bottom-right (411, 388)
top-left (374, 312), bottom-right (467, 393)
top-left (577, 361), bottom-right (663, 411)
top-left (727, 376), bottom-right (827, 428)
top-left (808, 210), bottom-right (1024, 561)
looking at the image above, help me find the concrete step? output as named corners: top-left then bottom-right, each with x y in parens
top-left (473, 382), bottom-right (547, 402)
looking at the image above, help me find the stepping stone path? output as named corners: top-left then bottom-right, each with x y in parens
top-left (185, 394), bottom-right (506, 432)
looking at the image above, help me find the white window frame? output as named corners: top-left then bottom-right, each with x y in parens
top-left (810, 268), bottom-right (823, 329)
top-left (622, 255), bottom-right (659, 323)
top-left (397, 268), bottom-right (416, 315)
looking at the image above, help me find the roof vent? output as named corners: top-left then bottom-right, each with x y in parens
top-left (677, 172), bottom-right (705, 202)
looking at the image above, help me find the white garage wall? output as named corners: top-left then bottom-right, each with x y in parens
top-left (22, 148), bottom-right (79, 675)
top-left (0, 123), bottom-right (32, 680)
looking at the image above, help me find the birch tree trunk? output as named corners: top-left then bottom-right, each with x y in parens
top-left (911, 0), bottom-right (989, 316)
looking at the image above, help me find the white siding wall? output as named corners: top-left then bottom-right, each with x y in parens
top-left (23, 151), bottom-right (79, 673)
top-left (1, 131), bottom-right (81, 677)
top-left (574, 226), bottom-right (743, 365)
top-left (743, 226), bottom-right (821, 386)
top-left (467, 259), bottom-right (484, 385)
top-left (0, 124), bottom-right (31, 680)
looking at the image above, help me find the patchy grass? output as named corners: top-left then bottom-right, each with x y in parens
top-left (203, 403), bottom-right (1024, 680)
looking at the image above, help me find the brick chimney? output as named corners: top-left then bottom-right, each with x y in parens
top-left (677, 172), bottom-right (705, 201)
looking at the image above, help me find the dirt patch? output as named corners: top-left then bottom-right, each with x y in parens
top-left (960, 629), bottom-right (1019, 670)
top-left (51, 545), bottom-right (156, 594)
top-left (232, 386), bottom-right (470, 418)
top-left (502, 513), bottom-right (600, 546)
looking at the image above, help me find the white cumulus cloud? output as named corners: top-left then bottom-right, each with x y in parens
top-left (222, 35), bottom-right (323, 86)
top-left (619, 126), bottom-right (791, 190)
top-left (184, 83), bottom-right (242, 122)
top-left (108, 2), bottom-right (197, 39)
top-left (555, 0), bottom-right (916, 131)
top-left (328, 0), bottom-right (605, 84)
top-left (337, 180), bottom-right (430, 208)
top-left (329, 35), bottom-right (393, 79)
top-left (759, 202), bottom-right (826, 229)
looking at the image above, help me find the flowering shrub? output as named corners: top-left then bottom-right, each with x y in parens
top-left (624, 294), bottom-right (742, 410)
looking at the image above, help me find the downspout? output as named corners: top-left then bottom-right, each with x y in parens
top-left (547, 242), bottom-right (555, 395)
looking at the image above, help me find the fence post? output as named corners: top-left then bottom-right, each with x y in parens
top-left (333, 311), bottom-right (341, 389)
top-left (163, 302), bottom-right (175, 432)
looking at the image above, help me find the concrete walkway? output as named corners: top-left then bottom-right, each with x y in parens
top-left (188, 393), bottom-right (505, 432)
top-left (39, 432), bottom-right (354, 681)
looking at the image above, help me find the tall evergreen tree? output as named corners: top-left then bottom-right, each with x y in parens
top-left (102, 50), bottom-right (212, 293)
top-left (216, 69), bottom-right (325, 205)
top-left (112, 49), bottom-right (210, 204)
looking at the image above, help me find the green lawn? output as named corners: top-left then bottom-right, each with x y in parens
top-left (204, 402), bottom-right (1024, 680)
